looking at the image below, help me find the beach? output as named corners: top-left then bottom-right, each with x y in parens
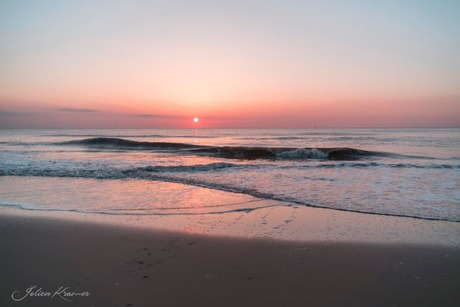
top-left (1, 203), bottom-right (460, 307)
top-left (1, 129), bottom-right (459, 306)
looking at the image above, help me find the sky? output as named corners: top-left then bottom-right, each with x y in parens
top-left (1, 0), bottom-right (459, 128)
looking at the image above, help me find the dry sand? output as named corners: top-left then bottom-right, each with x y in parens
top-left (1, 213), bottom-right (459, 307)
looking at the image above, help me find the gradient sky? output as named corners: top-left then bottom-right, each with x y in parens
top-left (1, 0), bottom-right (459, 128)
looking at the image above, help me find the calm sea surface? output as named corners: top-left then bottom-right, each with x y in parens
top-left (0, 129), bottom-right (459, 221)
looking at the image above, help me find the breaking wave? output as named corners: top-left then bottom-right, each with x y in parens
top-left (58, 137), bottom-right (385, 161)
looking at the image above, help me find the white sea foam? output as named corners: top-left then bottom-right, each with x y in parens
top-left (277, 148), bottom-right (328, 159)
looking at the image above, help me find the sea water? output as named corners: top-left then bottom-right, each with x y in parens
top-left (0, 129), bottom-right (459, 221)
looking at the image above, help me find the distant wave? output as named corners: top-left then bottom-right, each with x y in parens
top-left (57, 137), bottom-right (386, 161)
top-left (46, 134), bottom-right (217, 139)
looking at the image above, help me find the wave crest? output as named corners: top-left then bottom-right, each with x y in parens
top-left (58, 137), bottom-right (385, 161)
top-left (59, 137), bottom-right (201, 150)
top-left (139, 163), bottom-right (238, 172)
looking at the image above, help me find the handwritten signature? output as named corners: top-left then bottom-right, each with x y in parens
top-left (11, 285), bottom-right (90, 302)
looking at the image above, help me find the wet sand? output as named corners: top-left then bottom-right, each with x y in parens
top-left (1, 214), bottom-right (459, 307)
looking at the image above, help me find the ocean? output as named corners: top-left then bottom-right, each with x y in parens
top-left (0, 128), bottom-right (459, 222)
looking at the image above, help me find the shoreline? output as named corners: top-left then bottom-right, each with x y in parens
top-left (1, 201), bottom-right (459, 247)
top-left (1, 176), bottom-right (459, 246)
top-left (1, 213), bottom-right (459, 307)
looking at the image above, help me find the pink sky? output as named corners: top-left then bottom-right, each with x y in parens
top-left (1, 1), bottom-right (459, 128)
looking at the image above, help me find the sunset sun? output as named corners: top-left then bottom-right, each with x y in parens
top-left (193, 117), bottom-right (199, 123)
